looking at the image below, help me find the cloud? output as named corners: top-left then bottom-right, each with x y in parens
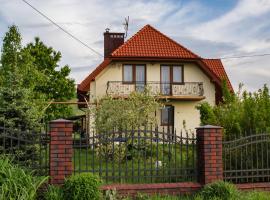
top-left (0, 0), bottom-right (270, 91)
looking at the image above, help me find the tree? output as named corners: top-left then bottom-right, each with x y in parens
top-left (24, 38), bottom-right (75, 121)
top-left (0, 25), bottom-right (43, 129)
top-left (197, 83), bottom-right (270, 138)
top-left (94, 89), bottom-right (162, 133)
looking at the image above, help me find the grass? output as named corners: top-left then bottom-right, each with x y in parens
top-left (72, 143), bottom-right (196, 184)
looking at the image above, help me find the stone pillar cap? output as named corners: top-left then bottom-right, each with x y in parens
top-left (196, 125), bottom-right (223, 129)
top-left (49, 118), bottom-right (72, 123)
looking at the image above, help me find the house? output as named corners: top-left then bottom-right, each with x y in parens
top-left (77, 24), bottom-right (233, 132)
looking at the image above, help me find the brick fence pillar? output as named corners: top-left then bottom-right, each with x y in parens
top-left (196, 125), bottom-right (223, 185)
top-left (49, 119), bottom-right (73, 185)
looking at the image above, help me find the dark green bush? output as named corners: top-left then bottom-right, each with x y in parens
top-left (200, 181), bottom-right (238, 200)
top-left (44, 185), bottom-right (64, 200)
top-left (63, 173), bottom-right (102, 200)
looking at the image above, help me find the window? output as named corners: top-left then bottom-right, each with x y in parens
top-left (160, 65), bottom-right (183, 95)
top-left (160, 65), bottom-right (183, 83)
top-left (123, 65), bottom-right (133, 82)
top-left (173, 66), bottom-right (183, 83)
top-left (123, 64), bottom-right (146, 84)
top-left (161, 105), bottom-right (174, 126)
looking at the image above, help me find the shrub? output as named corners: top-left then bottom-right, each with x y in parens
top-left (44, 185), bottom-right (64, 200)
top-left (200, 181), bottom-right (238, 200)
top-left (0, 156), bottom-right (48, 200)
top-left (63, 173), bottom-right (102, 200)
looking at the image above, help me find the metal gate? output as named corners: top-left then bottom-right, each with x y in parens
top-left (73, 126), bottom-right (197, 184)
top-left (223, 133), bottom-right (270, 183)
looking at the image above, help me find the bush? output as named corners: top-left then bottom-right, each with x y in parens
top-left (44, 185), bottom-right (64, 200)
top-left (63, 173), bottom-right (102, 200)
top-left (0, 156), bottom-right (48, 200)
top-left (200, 181), bottom-right (238, 200)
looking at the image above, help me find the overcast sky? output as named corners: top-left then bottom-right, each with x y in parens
top-left (1, 0), bottom-right (270, 91)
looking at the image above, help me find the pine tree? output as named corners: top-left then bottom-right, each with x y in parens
top-left (0, 25), bottom-right (43, 129)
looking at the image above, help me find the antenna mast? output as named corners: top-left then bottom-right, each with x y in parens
top-left (123, 16), bottom-right (129, 38)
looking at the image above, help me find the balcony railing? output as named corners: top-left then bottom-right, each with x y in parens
top-left (106, 81), bottom-right (204, 98)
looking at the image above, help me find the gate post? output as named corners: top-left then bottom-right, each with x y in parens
top-left (49, 119), bottom-right (73, 185)
top-left (196, 125), bottom-right (223, 185)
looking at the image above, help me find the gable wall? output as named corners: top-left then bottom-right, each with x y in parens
top-left (90, 61), bottom-right (216, 131)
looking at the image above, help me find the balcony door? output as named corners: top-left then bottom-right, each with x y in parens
top-left (161, 65), bottom-right (183, 95)
top-left (135, 65), bottom-right (146, 92)
top-left (161, 66), bottom-right (171, 95)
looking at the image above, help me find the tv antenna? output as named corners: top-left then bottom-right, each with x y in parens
top-left (123, 16), bottom-right (129, 38)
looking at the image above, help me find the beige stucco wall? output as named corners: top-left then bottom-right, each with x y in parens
top-left (90, 61), bottom-right (216, 131)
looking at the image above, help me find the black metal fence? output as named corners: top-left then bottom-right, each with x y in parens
top-left (0, 126), bottom-right (49, 176)
top-left (223, 133), bottom-right (270, 183)
top-left (73, 126), bottom-right (197, 184)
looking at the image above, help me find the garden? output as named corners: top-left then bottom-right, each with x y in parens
top-left (1, 156), bottom-right (269, 200)
top-left (1, 25), bottom-right (270, 200)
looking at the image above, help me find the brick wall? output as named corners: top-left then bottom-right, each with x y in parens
top-left (48, 121), bottom-right (270, 196)
top-left (196, 125), bottom-right (223, 185)
top-left (49, 119), bottom-right (73, 185)
top-left (101, 182), bottom-right (202, 197)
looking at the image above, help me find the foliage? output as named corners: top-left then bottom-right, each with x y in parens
top-left (54, 182), bottom-right (270, 200)
top-left (0, 156), bottom-right (48, 200)
top-left (197, 83), bottom-right (270, 137)
top-left (94, 89), bottom-right (162, 133)
top-left (0, 26), bottom-right (76, 129)
top-left (104, 189), bottom-right (118, 200)
top-left (63, 173), bottom-right (102, 200)
top-left (0, 25), bottom-right (44, 129)
top-left (94, 89), bottom-right (162, 161)
top-left (24, 37), bottom-right (75, 121)
top-left (200, 181), bottom-right (238, 200)
top-left (241, 191), bottom-right (270, 200)
top-left (44, 185), bottom-right (64, 200)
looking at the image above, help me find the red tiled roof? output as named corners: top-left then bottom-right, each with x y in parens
top-left (202, 59), bottom-right (233, 91)
top-left (78, 25), bottom-right (233, 93)
top-left (78, 58), bottom-right (111, 92)
top-left (111, 25), bottom-right (199, 59)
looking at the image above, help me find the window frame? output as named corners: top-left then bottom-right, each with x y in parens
top-left (160, 105), bottom-right (174, 126)
top-left (122, 64), bottom-right (147, 84)
top-left (160, 64), bottom-right (184, 85)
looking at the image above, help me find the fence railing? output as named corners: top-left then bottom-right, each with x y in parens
top-left (106, 81), bottom-right (204, 97)
top-left (0, 126), bottom-right (49, 176)
top-left (223, 133), bottom-right (270, 183)
top-left (73, 127), bottom-right (197, 184)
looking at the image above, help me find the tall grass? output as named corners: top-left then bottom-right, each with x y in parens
top-left (0, 156), bottom-right (48, 200)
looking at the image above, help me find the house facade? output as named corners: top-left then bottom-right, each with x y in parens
top-left (77, 25), bottom-right (233, 132)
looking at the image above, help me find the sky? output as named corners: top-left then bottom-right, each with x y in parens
top-left (1, 0), bottom-right (270, 91)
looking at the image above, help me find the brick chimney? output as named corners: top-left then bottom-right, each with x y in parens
top-left (104, 28), bottom-right (125, 58)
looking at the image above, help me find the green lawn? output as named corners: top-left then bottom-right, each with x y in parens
top-left (73, 143), bottom-right (196, 184)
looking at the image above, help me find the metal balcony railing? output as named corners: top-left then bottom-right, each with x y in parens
top-left (106, 81), bottom-right (204, 97)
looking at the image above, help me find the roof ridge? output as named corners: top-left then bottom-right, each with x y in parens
top-left (111, 25), bottom-right (150, 56)
top-left (111, 24), bottom-right (200, 58)
top-left (146, 25), bottom-right (200, 59)
top-left (202, 58), bottom-right (221, 60)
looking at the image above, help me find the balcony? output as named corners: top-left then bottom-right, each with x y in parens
top-left (106, 81), bottom-right (205, 100)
